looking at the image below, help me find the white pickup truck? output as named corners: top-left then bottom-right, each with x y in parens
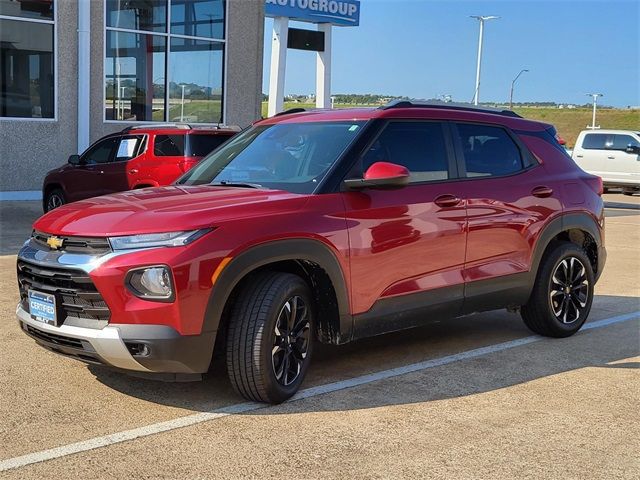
top-left (572, 129), bottom-right (640, 195)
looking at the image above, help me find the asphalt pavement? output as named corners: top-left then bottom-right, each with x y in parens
top-left (0, 192), bottom-right (638, 478)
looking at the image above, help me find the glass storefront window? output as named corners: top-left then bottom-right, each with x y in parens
top-left (0, 0), bottom-right (53, 21)
top-left (170, 0), bottom-right (225, 39)
top-left (169, 37), bottom-right (223, 123)
top-left (0, 18), bottom-right (54, 118)
top-left (105, 31), bottom-right (166, 121)
top-left (105, 0), bottom-right (225, 124)
top-left (106, 0), bottom-right (167, 33)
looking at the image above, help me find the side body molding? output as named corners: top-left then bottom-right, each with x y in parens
top-left (202, 238), bottom-right (352, 342)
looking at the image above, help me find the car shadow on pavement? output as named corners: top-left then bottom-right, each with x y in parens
top-left (88, 294), bottom-right (639, 414)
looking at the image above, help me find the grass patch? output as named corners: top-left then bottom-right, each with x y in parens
top-left (260, 102), bottom-right (639, 148)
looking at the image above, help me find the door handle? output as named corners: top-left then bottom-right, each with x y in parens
top-left (98, 170), bottom-right (104, 174)
top-left (575, 154), bottom-right (583, 158)
top-left (129, 169), bottom-right (139, 174)
top-left (434, 194), bottom-right (461, 208)
top-left (531, 186), bottom-right (553, 198)
top-left (607, 156), bottom-right (615, 159)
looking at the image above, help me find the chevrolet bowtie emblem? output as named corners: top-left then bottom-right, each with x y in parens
top-left (46, 236), bottom-right (64, 250)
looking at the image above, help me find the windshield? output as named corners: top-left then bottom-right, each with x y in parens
top-left (176, 121), bottom-right (366, 194)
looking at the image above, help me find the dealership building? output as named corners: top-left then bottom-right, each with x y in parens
top-left (0, 0), bottom-right (265, 196)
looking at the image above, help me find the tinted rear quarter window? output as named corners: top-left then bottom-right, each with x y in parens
top-left (154, 135), bottom-right (185, 156)
top-left (455, 124), bottom-right (523, 177)
top-left (188, 134), bottom-right (229, 157)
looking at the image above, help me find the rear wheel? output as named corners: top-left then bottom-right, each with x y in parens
top-left (44, 188), bottom-right (65, 212)
top-left (521, 242), bottom-right (594, 338)
top-left (226, 271), bottom-right (314, 404)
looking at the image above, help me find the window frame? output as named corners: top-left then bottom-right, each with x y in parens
top-left (79, 135), bottom-right (120, 165)
top-left (450, 121), bottom-right (539, 181)
top-left (0, 2), bottom-right (57, 121)
top-left (103, 0), bottom-right (228, 126)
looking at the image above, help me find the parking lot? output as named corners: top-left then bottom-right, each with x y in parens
top-left (0, 194), bottom-right (638, 479)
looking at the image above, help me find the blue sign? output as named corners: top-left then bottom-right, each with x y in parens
top-left (265, 0), bottom-right (360, 26)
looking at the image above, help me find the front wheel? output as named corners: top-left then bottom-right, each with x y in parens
top-left (521, 242), bottom-right (594, 338)
top-left (44, 188), bottom-right (66, 212)
top-left (226, 271), bottom-right (314, 403)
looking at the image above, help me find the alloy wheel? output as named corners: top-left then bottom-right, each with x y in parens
top-left (47, 194), bottom-right (63, 211)
top-left (271, 295), bottom-right (310, 386)
top-left (549, 257), bottom-right (589, 324)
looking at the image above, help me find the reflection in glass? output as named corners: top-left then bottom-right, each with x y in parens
top-left (0, 0), bottom-right (54, 20)
top-left (171, 0), bottom-right (224, 39)
top-left (106, 0), bottom-right (167, 33)
top-left (105, 31), bottom-right (166, 121)
top-left (169, 37), bottom-right (223, 123)
top-left (0, 19), bottom-right (54, 118)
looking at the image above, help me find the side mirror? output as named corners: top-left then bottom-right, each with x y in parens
top-left (68, 154), bottom-right (80, 165)
top-left (625, 145), bottom-right (640, 155)
top-left (343, 161), bottom-right (410, 190)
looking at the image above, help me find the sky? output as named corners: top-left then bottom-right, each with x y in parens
top-left (262, 0), bottom-right (640, 107)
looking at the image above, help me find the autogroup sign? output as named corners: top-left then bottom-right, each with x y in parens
top-left (265, 0), bottom-right (360, 26)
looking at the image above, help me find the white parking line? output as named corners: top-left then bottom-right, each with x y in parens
top-left (1, 311), bottom-right (638, 472)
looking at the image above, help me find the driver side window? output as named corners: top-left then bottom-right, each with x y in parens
top-left (82, 137), bottom-right (118, 165)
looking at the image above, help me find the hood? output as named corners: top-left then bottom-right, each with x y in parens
top-left (34, 186), bottom-right (308, 236)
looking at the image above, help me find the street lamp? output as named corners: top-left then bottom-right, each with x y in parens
top-left (180, 84), bottom-right (186, 122)
top-left (470, 15), bottom-right (499, 106)
top-left (509, 69), bottom-right (529, 110)
top-left (586, 93), bottom-right (603, 129)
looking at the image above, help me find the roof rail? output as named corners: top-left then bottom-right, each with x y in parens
top-left (120, 123), bottom-right (193, 133)
top-left (274, 108), bottom-right (307, 117)
top-left (379, 99), bottom-right (522, 118)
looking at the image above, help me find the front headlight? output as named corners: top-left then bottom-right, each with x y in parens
top-left (109, 229), bottom-right (210, 250)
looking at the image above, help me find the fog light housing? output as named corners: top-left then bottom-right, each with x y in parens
top-left (126, 266), bottom-right (174, 302)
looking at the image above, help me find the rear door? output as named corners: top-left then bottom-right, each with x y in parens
top-left (101, 135), bottom-right (146, 193)
top-left (341, 120), bottom-right (468, 337)
top-left (573, 133), bottom-right (610, 179)
top-left (150, 134), bottom-right (186, 184)
top-left (450, 122), bottom-right (560, 313)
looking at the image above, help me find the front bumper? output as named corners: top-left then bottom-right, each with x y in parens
top-left (17, 304), bottom-right (216, 374)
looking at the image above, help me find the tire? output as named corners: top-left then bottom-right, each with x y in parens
top-left (44, 188), bottom-right (66, 212)
top-left (521, 241), bottom-right (594, 338)
top-left (226, 271), bottom-right (315, 404)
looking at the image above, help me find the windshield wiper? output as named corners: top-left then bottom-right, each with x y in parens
top-left (209, 181), bottom-right (263, 189)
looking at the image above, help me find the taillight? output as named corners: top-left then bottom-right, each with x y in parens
top-left (585, 175), bottom-right (603, 196)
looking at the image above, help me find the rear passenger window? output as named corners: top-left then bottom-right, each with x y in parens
top-left (361, 121), bottom-right (449, 183)
top-left (154, 135), bottom-right (185, 156)
top-left (455, 124), bottom-right (524, 177)
top-left (582, 134), bottom-right (608, 150)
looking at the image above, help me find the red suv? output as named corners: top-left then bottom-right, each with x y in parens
top-left (18, 102), bottom-right (606, 404)
top-left (42, 124), bottom-right (238, 212)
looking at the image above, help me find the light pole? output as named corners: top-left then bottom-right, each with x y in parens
top-left (586, 93), bottom-right (603, 129)
top-left (180, 84), bottom-right (186, 122)
top-left (470, 15), bottom-right (499, 105)
top-left (509, 69), bottom-right (529, 110)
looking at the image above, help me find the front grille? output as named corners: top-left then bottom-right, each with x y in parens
top-left (32, 231), bottom-right (112, 254)
top-left (17, 260), bottom-right (111, 327)
top-left (24, 324), bottom-right (84, 349)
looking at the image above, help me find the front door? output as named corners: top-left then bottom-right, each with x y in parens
top-left (341, 120), bottom-right (467, 338)
top-left (65, 136), bottom-right (119, 202)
